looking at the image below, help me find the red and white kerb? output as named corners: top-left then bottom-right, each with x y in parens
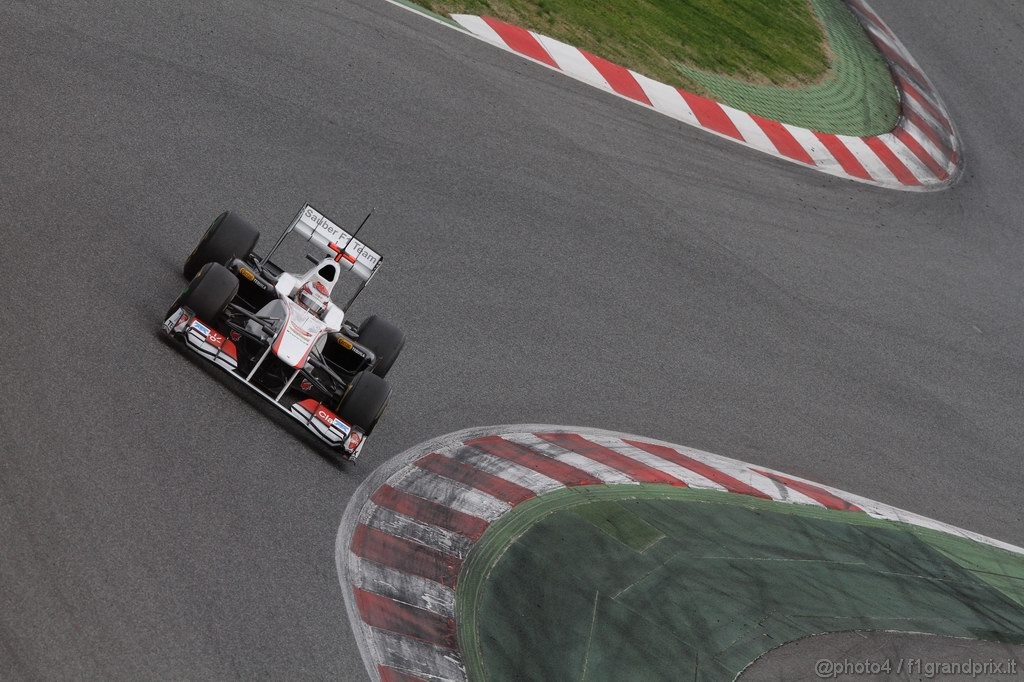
top-left (447, 0), bottom-right (960, 190)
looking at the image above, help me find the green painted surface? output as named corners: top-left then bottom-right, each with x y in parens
top-left (572, 500), bottom-right (664, 552)
top-left (456, 486), bottom-right (1024, 681)
top-left (675, 0), bottom-right (900, 135)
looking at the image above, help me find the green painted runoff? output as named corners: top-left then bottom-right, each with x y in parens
top-left (456, 486), bottom-right (1024, 681)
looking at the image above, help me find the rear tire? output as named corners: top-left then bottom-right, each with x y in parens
top-left (183, 211), bottom-right (260, 280)
top-left (336, 370), bottom-right (391, 432)
top-left (357, 315), bottom-right (405, 378)
top-left (167, 262), bottom-right (238, 322)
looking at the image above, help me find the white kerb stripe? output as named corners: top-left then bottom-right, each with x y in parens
top-left (846, 4), bottom-right (893, 39)
top-left (902, 119), bottom-right (951, 167)
top-left (450, 14), bottom-right (507, 48)
top-left (367, 630), bottom-right (468, 682)
top-left (879, 133), bottom-right (933, 182)
top-left (504, 433), bottom-right (636, 484)
top-left (603, 442), bottom-right (731, 492)
top-left (861, 21), bottom-right (907, 61)
top-left (836, 135), bottom-right (898, 184)
top-left (446, 446), bottom-right (566, 495)
top-left (892, 64), bottom-right (944, 115)
top-left (393, 469), bottom-right (511, 521)
top-left (593, 436), bottom-right (782, 499)
top-left (673, 444), bottom-right (826, 503)
top-left (901, 91), bottom-right (950, 138)
top-left (850, 499), bottom-right (956, 533)
top-left (747, 474), bottom-right (832, 508)
top-left (583, 433), bottom-right (781, 500)
top-left (362, 503), bottom-right (474, 559)
top-left (631, 72), bottom-right (700, 125)
top-left (533, 34), bottom-right (610, 90)
top-left (349, 555), bottom-right (456, 618)
top-left (785, 124), bottom-right (841, 170)
top-left (721, 107), bottom-right (774, 152)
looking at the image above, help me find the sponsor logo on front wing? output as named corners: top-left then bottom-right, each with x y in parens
top-left (332, 418), bottom-right (351, 436)
top-left (206, 330), bottom-right (225, 349)
top-left (314, 406), bottom-right (334, 426)
top-left (311, 405), bottom-right (352, 436)
top-left (190, 320), bottom-right (210, 336)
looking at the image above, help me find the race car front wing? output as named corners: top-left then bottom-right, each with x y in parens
top-left (163, 307), bottom-right (365, 459)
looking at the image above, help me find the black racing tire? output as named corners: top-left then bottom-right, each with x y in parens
top-left (167, 262), bottom-right (238, 322)
top-left (183, 211), bottom-right (260, 280)
top-left (357, 315), bottom-right (406, 378)
top-left (336, 370), bottom-right (391, 432)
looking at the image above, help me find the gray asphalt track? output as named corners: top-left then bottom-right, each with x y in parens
top-left (2, 0), bottom-right (1023, 679)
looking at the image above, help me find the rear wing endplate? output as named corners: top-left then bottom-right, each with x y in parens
top-left (265, 204), bottom-right (383, 281)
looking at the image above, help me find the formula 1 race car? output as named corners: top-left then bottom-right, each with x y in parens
top-left (163, 204), bottom-right (405, 460)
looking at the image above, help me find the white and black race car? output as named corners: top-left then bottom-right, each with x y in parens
top-left (163, 204), bottom-right (405, 460)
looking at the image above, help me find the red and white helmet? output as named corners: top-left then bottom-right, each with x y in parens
top-left (296, 281), bottom-right (330, 318)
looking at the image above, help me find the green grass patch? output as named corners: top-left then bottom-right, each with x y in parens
top-left (412, 0), bottom-right (901, 135)
top-left (457, 486), bottom-right (1024, 681)
top-left (419, 0), bottom-right (830, 87)
top-left (675, 0), bottom-right (900, 134)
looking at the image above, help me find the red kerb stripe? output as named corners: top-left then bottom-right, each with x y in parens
top-left (371, 484), bottom-right (489, 540)
top-left (894, 127), bottom-right (947, 180)
top-left (863, 136), bottom-right (919, 185)
top-left (897, 75), bottom-right (952, 133)
top-left (873, 39), bottom-right (929, 87)
top-left (351, 524), bottom-right (462, 587)
top-left (622, 440), bottom-right (770, 499)
top-left (378, 667), bottom-right (430, 682)
top-left (466, 436), bottom-right (604, 486)
top-left (846, 0), bottom-right (895, 39)
top-left (354, 588), bottom-right (457, 649)
top-left (750, 115), bottom-right (814, 164)
top-left (904, 109), bottom-right (953, 158)
top-left (753, 470), bottom-right (863, 512)
top-left (812, 132), bottom-right (871, 180)
top-left (481, 17), bottom-right (558, 68)
top-left (415, 452), bottom-right (536, 505)
top-left (579, 51), bottom-right (651, 104)
top-left (678, 90), bottom-right (743, 140)
top-left (536, 433), bottom-right (686, 486)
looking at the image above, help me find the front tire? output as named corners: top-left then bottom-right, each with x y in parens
top-left (357, 315), bottom-right (406, 378)
top-left (167, 262), bottom-right (238, 322)
top-left (336, 370), bottom-right (391, 433)
top-left (183, 211), bottom-right (260, 280)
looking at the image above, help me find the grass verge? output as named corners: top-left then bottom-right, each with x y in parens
top-left (410, 0), bottom-right (901, 135)
top-left (416, 0), bottom-right (831, 88)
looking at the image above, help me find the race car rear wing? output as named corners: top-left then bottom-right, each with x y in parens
top-left (260, 204), bottom-right (383, 282)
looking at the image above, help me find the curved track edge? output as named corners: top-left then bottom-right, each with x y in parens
top-left (381, 0), bottom-right (961, 190)
top-left (336, 425), bottom-right (1020, 681)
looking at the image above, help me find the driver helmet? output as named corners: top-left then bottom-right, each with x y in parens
top-left (297, 281), bottom-right (330, 318)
